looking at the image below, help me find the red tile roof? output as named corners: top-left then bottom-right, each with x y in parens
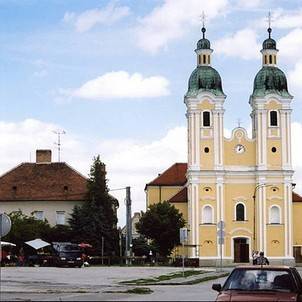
top-left (146, 163), bottom-right (187, 187)
top-left (293, 192), bottom-right (302, 202)
top-left (0, 162), bottom-right (88, 201)
top-left (168, 187), bottom-right (188, 203)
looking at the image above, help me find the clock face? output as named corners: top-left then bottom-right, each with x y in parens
top-left (235, 144), bottom-right (245, 154)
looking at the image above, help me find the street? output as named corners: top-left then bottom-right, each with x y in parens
top-left (0, 266), bottom-right (227, 301)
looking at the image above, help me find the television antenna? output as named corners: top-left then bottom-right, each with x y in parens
top-left (53, 130), bottom-right (66, 162)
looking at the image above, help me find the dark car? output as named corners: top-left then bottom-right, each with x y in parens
top-left (212, 266), bottom-right (302, 301)
top-left (52, 242), bottom-right (83, 268)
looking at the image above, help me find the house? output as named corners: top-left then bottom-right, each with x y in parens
top-left (0, 149), bottom-right (88, 226)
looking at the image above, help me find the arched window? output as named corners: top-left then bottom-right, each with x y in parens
top-left (273, 55), bottom-right (276, 64)
top-left (264, 55), bottom-right (267, 64)
top-left (203, 111), bottom-right (210, 127)
top-left (236, 203), bottom-right (245, 221)
top-left (270, 206), bottom-right (280, 224)
top-left (198, 55), bottom-right (201, 65)
top-left (269, 55), bottom-right (272, 64)
top-left (202, 205), bottom-right (213, 224)
top-left (208, 55), bottom-right (210, 64)
top-left (270, 111), bottom-right (278, 126)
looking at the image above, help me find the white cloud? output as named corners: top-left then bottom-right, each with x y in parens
top-left (292, 122), bottom-right (302, 194)
top-left (278, 28), bottom-right (302, 62)
top-left (271, 10), bottom-right (302, 29)
top-left (135, 0), bottom-right (229, 54)
top-left (65, 71), bottom-right (170, 100)
top-left (288, 60), bottom-right (302, 98)
top-left (234, 0), bottom-right (262, 8)
top-left (63, 1), bottom-right (130, 33)
top-left (0, 118), bottom-right (186, 226)
top-left (213, 28), bottom-right (260, 60)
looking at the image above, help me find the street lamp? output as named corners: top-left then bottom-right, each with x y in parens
top-left (252, 182), bottom-right (296, 252)
top-left (252, 184), bottom-right (273, 252)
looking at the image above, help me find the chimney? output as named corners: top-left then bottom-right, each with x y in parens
top-left (36, 150), bottom-right (52, 164)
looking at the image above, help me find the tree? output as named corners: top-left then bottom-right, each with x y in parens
top-left (132, 236), bottom-right (156, 257)
top-left (136, 201), bottom-right (185, 257)
top-left (69, 155), bottom-right (119, 255)
top-left (3, 210), bottom-right (52, 248)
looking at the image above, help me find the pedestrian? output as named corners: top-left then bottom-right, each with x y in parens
top-left (252, 250), bottom-right (259, 265)
top-left (256, 251), bottom-right (269, 265)
top-left (17, 247), bottom-right (25, 267)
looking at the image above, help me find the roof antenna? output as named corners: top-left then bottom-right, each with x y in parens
top-left (53, 130), bottom-right (66, 162)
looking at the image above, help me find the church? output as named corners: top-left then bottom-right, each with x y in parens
top-left (145, 24), bottom-right (302, 266)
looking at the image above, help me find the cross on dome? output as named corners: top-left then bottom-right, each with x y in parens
top-left (200, 11), bottom-right (206, 38)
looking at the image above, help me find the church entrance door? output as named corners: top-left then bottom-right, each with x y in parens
top-left (234, 238), bottom-right (249, 263)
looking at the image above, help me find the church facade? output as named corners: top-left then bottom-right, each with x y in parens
top-left (146, 25), bottom-right (301, 266)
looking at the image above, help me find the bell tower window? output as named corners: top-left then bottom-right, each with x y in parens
top-left (203, 111), bottom-right (210, 127)
top-left (270, 111), bottom-right (278, 126)
top-left (203, 55), bottom-right (206, 64)
top-left (269, 55), bottom-right (272, 64)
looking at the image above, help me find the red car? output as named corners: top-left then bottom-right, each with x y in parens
top-left (212, 266), bottom-right (302, 301)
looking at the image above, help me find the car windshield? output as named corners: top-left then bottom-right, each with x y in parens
top-left (223, 269), bottom-right (295, 292)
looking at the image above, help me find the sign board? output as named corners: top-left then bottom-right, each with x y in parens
top-left (217, 230), bottom-right (225, 238)
top-left (217, 220), bottom-right (225, 230)
top-left (0, 213), bottom-right (11, 237)
top-left (179, 228), bottom-right (188, 243)
top-left (218, 238), bottom-right (225, 245)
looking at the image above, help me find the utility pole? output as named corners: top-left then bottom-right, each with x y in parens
top-left (53, 130), bottom-right (66, 162)
top-left (101, 236), bottom-right (104, 265)
top-left (125, 186), bottom-right (132, 265)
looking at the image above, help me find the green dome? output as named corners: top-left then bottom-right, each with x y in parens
top-left (262, 38), bottom-right (276, 50)
top-left (252, 66), bottom-right (291, 98)
top-left (187, 66), bottom-right (225, 97)
top-left (197, 38), bottom-right (211, 50)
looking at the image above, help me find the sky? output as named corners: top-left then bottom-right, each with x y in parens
top-left (1, 0), bottom-right (302, 226)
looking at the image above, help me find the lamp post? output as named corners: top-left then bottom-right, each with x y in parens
top-left (252, 184), bottom-right (273, 252)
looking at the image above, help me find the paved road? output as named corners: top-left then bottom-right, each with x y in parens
top-left (0, 266), bottom-right (226, 301)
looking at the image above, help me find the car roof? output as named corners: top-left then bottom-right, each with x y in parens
top-left (235, 265), bottom-right (292, 269)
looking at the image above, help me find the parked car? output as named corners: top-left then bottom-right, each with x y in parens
top-left (212, 265), bottom-right (302, 301)
top-left (52, 242), bottom-right (83, 268)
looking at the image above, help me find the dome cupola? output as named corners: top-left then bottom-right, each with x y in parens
top-left (186, 25), bottom-right (225, 97)
top-left (252, 24), bottom-right (291, 98)
top-left (196, 27), bottom-right (211, 50)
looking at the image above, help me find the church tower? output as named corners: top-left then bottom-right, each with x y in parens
top-left (250, 25), bottom-right (294, 261)
top-left (185, 25), bottom-right (226, 258)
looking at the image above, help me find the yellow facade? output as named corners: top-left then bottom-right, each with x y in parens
top-left (145, 26), bottom-right (298, 266)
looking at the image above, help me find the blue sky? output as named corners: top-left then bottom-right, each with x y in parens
top-left (1, 0), bottom-right (302, 225)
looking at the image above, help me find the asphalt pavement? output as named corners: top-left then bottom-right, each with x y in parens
top-left (0, 266), bottom-right (227, 301)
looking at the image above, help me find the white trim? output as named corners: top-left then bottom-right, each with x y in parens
top-left (201, 204), bottom-right (214, 224)
top-left (231, 235), bottom-right (252, 263)
top-left (268, 204), bottom-right (281, 224)
top-left (230, 227), bottom-right (253, 235)
top-left (284, 183), bottom-right (288, 256)
top-left (268, 110), bottom-right (279, 127)
top-left (201, 110), bottom-right (211, 128)
top-left (234, 201), bottom-right (247, 221)
top-left (224, 127), bottom-right (254, 142)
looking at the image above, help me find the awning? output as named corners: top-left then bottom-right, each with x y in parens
top-left (25, 239), bottom-right (50, 250)
top-left (0, 241), bottom-right (16, 247)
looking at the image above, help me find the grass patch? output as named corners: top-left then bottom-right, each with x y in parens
top-left (120, 270), bottom-right (207, 285)
top-left (104, 287), bottom-right (153, 295)
top-left (179, 273), bottom-right (229, 285)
